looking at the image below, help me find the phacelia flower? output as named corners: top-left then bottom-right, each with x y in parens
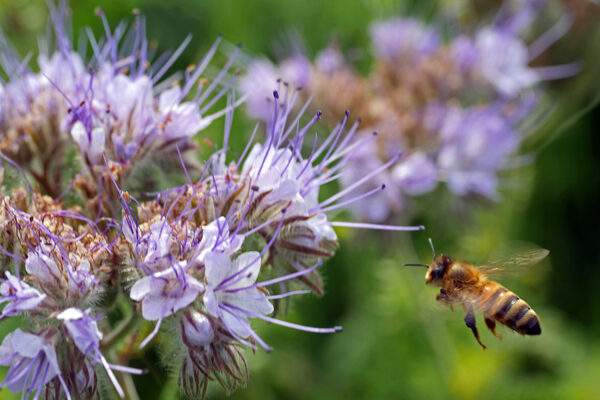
top-left (115, 89), bottom-right (421, 397)
top-left (239, 1), bottom-right (578, 222)
top-left (0, 2), bottom-right (238, 212)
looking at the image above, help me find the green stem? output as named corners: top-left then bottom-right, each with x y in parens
top-left (108, 349), bottom-right (141, 400)
top-left (101, 311), bottom-right (142, 351)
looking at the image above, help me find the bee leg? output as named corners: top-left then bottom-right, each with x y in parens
top-left (464, 310), bottom-right (487, 350)
top-left (436, 289), bottom-right (448, 302)
top-left (484, 317), bottom-right (502, 340)
top-left (436, 290), bottom-right (455, 311)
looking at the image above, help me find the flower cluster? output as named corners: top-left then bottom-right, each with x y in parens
top-left (240, 0), bottom-right (578, 221)
top-left (0, 3), bottom-right (423, 399)
top-left (117, 90), bottom-right (422, 397)
top-left (0, 3), bottom-right (237, 210)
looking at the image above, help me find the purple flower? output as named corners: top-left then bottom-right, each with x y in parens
top-left (130, 264), bottom-right (204, 321)
top-left (38, 51), bottom-right (88, 95)
top-left (158, 86), bottom-right (210, 140)
top-left (0, 271), bottom-right (46, 318)
top-left (437, 106), bottom-right (519, 197)
top-left (203, 251), bottom-right (273, 339)
top-left (391, 152), bottom-right (438, 196)
top-left (179, 312), bottom-right (247, 398)
top-left (475, 27), bottom-right (538, 97)
top-left (370, 18), bottom-right (441, 62)
top-left (0, 329), bottom-right (64, 397)
top-left (187, 217), bottom-right (244, 267)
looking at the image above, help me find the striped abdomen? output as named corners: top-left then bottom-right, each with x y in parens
top-left (480, 282), bottom-right (541, 335)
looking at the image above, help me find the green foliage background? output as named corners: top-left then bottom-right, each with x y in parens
top-left (1, 0), bottom-right (599, 399)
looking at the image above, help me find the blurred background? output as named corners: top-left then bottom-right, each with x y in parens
top-left (1, 0), bottom-right (599, 399)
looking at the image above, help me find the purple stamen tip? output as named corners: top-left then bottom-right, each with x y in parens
top-left (344, 110), bottom-right (350, 117)
top-left (372, 131), bottom-right (378, 136)
top-left (334, 326), bottom-right (343, 332)
top-left (381, 184), bottom-right (386, 190)
top-left (316, 110), bottom-right (323, 119)
top-left (273, 90), bottom-right (279, 99)
top-left (251, 185), bottom-right (259, 191)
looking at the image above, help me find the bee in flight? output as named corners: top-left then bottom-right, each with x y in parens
top-left (405, 239), bottom-right (548, 349)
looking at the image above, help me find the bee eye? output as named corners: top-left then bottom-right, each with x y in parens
top-left (431, 264), bottom-right (444, 279)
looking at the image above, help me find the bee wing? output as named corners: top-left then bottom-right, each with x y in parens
top-left (479, 246), bottom-right (550, 278)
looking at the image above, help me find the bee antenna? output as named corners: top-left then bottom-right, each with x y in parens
top-left (428, 238), bottom-right (436, 260)
top-left (403, 263), bottom-right (429, 268)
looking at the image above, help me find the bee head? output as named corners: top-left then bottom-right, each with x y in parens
top-left (425, 255), bottom-right (453, 285)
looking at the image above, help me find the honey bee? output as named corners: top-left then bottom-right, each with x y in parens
top-left (405, 239), bottom-right (548, 349)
